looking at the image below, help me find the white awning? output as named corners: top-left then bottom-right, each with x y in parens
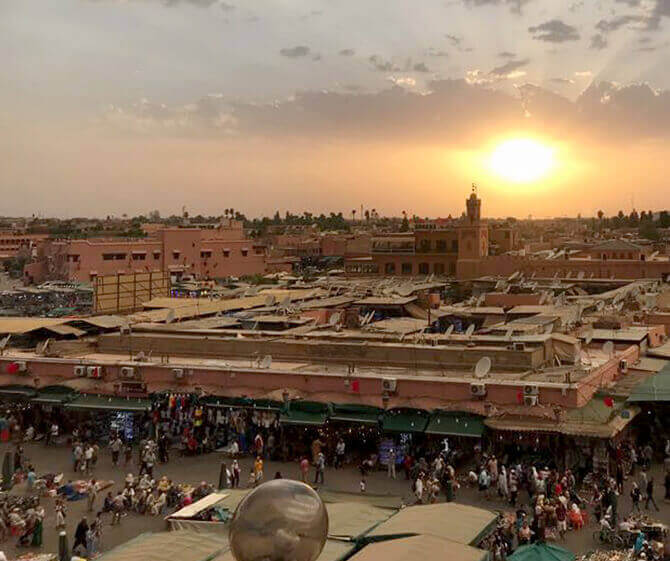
top-left (167, 493), bottom-right (229, 520)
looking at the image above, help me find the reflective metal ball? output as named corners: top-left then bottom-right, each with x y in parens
top-left (229, 480), bottom-right (329, 561)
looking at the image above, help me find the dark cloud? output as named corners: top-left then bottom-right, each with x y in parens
top-left (368, 55), bottom-right (400, 72)
top-left (339, 49), bottom-right (355, 56)
top-left (413, 62), bottom-right (431, 73)
top-left (489, 58), bottom-right (529, 76)
top-left (528, 19), bottom-right (580, 42)
top-left (595, 14), bottom-right (644, 32)
top-left (498, 51), bottom-right (517, 58)
top-left (590, 33), bottom-right (608, 49)
top-left (462, 0), bottom-right (532, 15)
top-left (280, 46), bottom-right (311, 58)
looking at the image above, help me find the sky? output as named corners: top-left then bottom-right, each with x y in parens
top-left (2, 0), bottom-right (670, 219)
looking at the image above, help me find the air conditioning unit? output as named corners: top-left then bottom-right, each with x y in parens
top-left (172, 368), bottom-right (184, 380)
top-left (470, 383), bottom-right (487, 396)
top-left (382, 378), bottom-right (397, 393)
top-left (74, 365), bottom-right (86, 377)
top-left (513, 343), bottom-right (526, 351)
top-left (524, 384), bottom-right (539, 395)
top-left (15, 361), bottom-right (28, 373)
top-left (619, 359), bottom-right (628, 374)
top-left (87, 366), bottom-right (103, 379)
top-left (120, 366), bottom-right (135, 379)
top-left (523, 395), bottom-right (539, 407)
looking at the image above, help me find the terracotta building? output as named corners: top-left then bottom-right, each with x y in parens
top-left (23, 220), bottom-right (267, 284)
top-left (0, 231), bottom-right (48, 260)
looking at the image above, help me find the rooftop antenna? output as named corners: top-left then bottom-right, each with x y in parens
top-left (0, 335), bottom-right (10, 356)
top-left (602, 340), bottom-right (614, 358)
top-left (474, 356), bottom-right (492, 379)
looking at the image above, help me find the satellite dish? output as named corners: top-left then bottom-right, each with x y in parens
top-left (584, 330), bottom-right (594, 345)
top-left (279, 295), bottom-right (291, 308)
top-left (165, 308), bottom-right (176, 324)
top-left (474, 356), bottom-right (492, 379)
top-left (465, 324), bottom-right (475, 337)
top-left (596, 301), bottom-right (605, 312)
top-left (445, 325), bottom-right (454, 336)
top-left (36, 338), bottom-right (50, 356)
top-left (329, 312), bottom-right (342, 326)
top-left (259, 355), bottom-right (273, 369)
top-left (602, 341), bottom-right (614, 357)
top-left (0, 335), bottom-right (10, 354)
top-left (236, 332), bottom-right (244, 339)
top-left (135, 350), bottom-right (146, 362)
top-left (397, 284), bottom-right (414, 297)
top-left (264, 294), bottom-right (276, 306)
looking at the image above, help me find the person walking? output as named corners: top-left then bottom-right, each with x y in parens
top-left (231, 460), bottom-right (241, 489)
top-left (645, 476), bottom-right (660, 511)
top-left (110, 436), bottom-right (123, 467)
top-left (300, 456), bottom-right (310, 483)
top-left (87, 480), bottom-right (98, 512)
top-left (314, 452), bottom-right (325, 485)
top-left (73, 517), bottom-right (89, 552)
top-left (387, 449), bottom-right (396, 479)
top-left (335, 439), bottom-right (345, 469)
top-left (630, 482), bottom-right (641, 514)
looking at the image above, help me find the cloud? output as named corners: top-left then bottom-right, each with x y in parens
top-left (498, 51), bottom-right (517, 58)
top-left (387, 76), bottom-right (417, 87)
top-left (590, 33), bottom-right (608, 49)
top-left (280, 46), bottom-right (311, 58)
top-left (368, 55), bottom-right (400, 72)
top-left (549, 77), bottom-right (575, 84)
top-left (462, 0), bottom-right (532, 15)
top-left (595, 14), bottom-right (644, 32)
top-left (427, 48), bottom-right (449, 57)
top-left (339, 49), bottom-right (355, 56)
top-left (647, 0), bottom-right (670, 30)
top-left (489, 58), bottom-right (529, 77)
top-left (220, 2), bottom-right (235, 11)
top-left (615, 0), bottom-right (641, 5)
top-left (574, 70), bottom-right (593, 77)
top-left (312, 53), bottom-right (322, 61)
top-left (413, 62), bottom-right (431, 73)
top-left (445, 34), bottom-right (462, 47)
top-left (528, 19), bottom-right (580, 42)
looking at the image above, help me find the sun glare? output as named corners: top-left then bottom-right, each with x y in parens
top-left (489, 138), bottom-right (555, 183)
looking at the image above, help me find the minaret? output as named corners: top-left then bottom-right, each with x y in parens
top-left (457, 184), bottom-right (488, 278)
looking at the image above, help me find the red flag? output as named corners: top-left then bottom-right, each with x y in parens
top-left (6, 363), bottom-right (19, 374)
top-left (517, 390), bottom-right (524, 404)
top-left (603, 396), bottom-right (614, 408)
top-left (351, 379), bottom-right (360, 393)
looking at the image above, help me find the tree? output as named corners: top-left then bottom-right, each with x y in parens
top-left (364, 210), bottom-right (370, 222)
top-left (597, 210), bottom-right (604, 221)
top-left (639, 221), bottom-right (660, 241)
top-left (352, 209), bottom-right (356, 222)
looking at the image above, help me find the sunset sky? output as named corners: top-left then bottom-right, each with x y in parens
top-left (2, 0), bottom-right (670, 219)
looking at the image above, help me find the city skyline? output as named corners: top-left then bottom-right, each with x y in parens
top-left (3, 0), bottom-right (670, 218)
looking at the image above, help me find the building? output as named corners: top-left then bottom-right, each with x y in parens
top-left (23, 220), bottom-right (267, 284)
top-left (0, 231), bottom-right (48, 260)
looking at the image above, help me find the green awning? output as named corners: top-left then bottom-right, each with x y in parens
top-left (0, 385), bottom-right (36, 399)
top-left (509, 543), bottom-right (575, 561)
top-left (425, 412), bottom-right (485, 437)
top-left (280, 401), bottom-right (330, 426)
top-left (628, 364), bottom-right (670, 402)
top-left (330, 404), bottom-right (383, 425)
top-left (201, 396), bottom-right (281, 411)
top-left (64, 395), bottom-right (150, 412)
top-left (381, 409), bottom-right (429, 433)
top-left (32, 386), bottom-right (76, 405)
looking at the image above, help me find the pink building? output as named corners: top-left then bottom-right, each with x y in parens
top-left (24, 220), bottom-right (267, 284)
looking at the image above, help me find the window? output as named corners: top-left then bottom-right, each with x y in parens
top-left (255, 247), bottom-right (264, 255)
top-left (451, 240), bottom-right (458, 252)
top-left (435, 240), bottom-right (447, 252)
top-left (401, 262), bottom-right (412, 275)
top-left (132, 253), bottom-right (146, 261)
top-left (434, 263), bottom-right (445, 274)
top-left (241, 249), bottom-right (248, 257)
top-left (385, 262), bottom-right (396, 274)
top-left (67, 254), bottom-right (80, 263)
top-left (153, 252), bottom-right (161, 260)
top-left (200, 250), bottom-right (212, 259)
top-left (418, 263), bottom-right (429, 275)
top-left (172, 251), bottom-right (180, 260)
top-left (419, 239), bottom-right (431, 252)
top-left (223, 249), bottom-right (230, 257)
top-left (102, 253), bottom-right (126, 261)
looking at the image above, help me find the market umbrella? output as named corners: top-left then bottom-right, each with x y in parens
top-left (1, 451), bottom-right (13, 491)
top-left (509, 543), bottom-right (575, 561)
top-left (58, 530), bottom-right (70, 561)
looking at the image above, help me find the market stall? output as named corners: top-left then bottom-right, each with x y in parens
top-left (165, 492), bottom-right (231, 531)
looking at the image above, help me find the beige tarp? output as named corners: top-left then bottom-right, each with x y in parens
top-left (365, 502), bottom-right (497, 545)
top-left (98, 530), bottom-right (228, 561)
top-left (213, 540), bottom-right (354, 561)
top-left (326, 502), bottom-right (395, 539)
top-left (349, 535), bottom-right (487, 561)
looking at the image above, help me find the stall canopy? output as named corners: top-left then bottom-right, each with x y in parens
top-left (628, 363), bottom-right (670, 402)
top-left (364, 502), bottom-right (497, 546)
top-left (280, 401), bottom-right (330, 426)
top-left (381, 409), bottom-right (429, 433)
top-left (0, 385), bottom-right (36, 399)
top-left (98, 530), bottom-right (228, 561)
top-left (64, 395), bottom-right (151, 412)
top-left (508, 543), bottom-right (575, 561)
top-left (166, 492), bottom-right (230, 532)
top-left (425, 412), bottom-right (485, 438)
top-left (201, 396), bottom-right (281, 411)
top-left (213, 540), bottom-right (354, 561)
top-left (349, 535), bottom-right (487, 561)
top-left (329, 404), bottom-right (383, 425)
top-left (326, 502), bottom-right (395, 540)
top-left (31, 385), bottom-right (76, 405)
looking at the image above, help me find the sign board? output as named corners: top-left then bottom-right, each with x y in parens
top-left (94, 271), bottom-right (170, 314)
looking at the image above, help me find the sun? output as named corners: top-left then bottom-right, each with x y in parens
top-left (489, 138), bottom-right (555, 183)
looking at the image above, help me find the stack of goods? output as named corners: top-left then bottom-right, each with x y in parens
top-left (576, 551), bottom-right (631, 561)
top-left (16, 554), bottom-right (57, 561)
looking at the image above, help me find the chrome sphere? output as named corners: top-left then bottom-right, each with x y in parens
top-left (229, 480), bottom-right (328, 561)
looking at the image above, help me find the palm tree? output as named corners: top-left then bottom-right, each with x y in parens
top-left (352, 209), bottom-right (356, 222)
top-left (364, 210), bottom-right (370, 222)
